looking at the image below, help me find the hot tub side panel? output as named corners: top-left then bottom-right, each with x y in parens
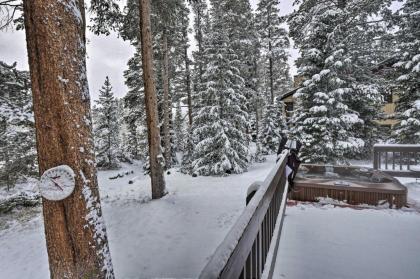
top-left (290, 183), bottom-right (406, 208)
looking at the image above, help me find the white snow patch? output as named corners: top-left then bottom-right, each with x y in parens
top-left (58, 0), bottom-right (82, 25)
top-left (57, 75), bottom-right (69, 84)
top-left (274, 203), bottom-right (420, 279)
top-left (414, 100), bottom-right (420, 109)
top-left (80, 171), bottom-right (114, 277)
top-left (0, 157), bottom-right (278, 278)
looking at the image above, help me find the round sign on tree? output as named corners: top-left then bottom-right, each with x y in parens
top-left (39, 165), bottom-right (76, 201)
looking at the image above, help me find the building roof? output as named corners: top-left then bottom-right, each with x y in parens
top-left (279, 87), bottom-right (302, 101)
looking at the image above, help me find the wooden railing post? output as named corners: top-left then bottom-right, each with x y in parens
top-left (373, 146), bottom-right (379, 170)
top-left (372, 144), bottom-right (420, 178)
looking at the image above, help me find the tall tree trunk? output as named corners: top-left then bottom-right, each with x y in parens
top-left (193, 4), bottom-right (204, 98)
top-left (269, 56), bottom-right (274, 104)
top-left (268, 6), bottom-right (274, 104)
top-left (183, 23), bottom-right (193, 126)
top-left (4, 125), bottom-right (10, 191)
top-left (139, 0), bottom-right (166, 199)
top-left (23, 1), bottom-right (114, 278)
top-left (108, 121), bottom-right (112, 166)
top-left (2, 120), bottom-right (10, 191)
top-left (197, 15), bottom-right (204, 87)
top-left (161, 30), bottom-right (171, 169)
top-left (255, 97), bottom-right (260, 137)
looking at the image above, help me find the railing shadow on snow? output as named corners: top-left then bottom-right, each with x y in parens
top-left (199, 150), bottom-right (289, 279)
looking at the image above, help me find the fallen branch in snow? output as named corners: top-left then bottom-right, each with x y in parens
top-left (0, 193), bottom-right (41, 214)
top-left (109, 170), bottom-right (134, 180)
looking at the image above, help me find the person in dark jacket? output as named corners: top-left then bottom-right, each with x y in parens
top-left (277, 136), bottom-right (302, 191)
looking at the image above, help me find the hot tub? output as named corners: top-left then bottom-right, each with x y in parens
top-left (290, 164), bottom-right (407, 208)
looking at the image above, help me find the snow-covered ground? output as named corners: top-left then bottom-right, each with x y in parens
top-left (274, 201), bottom-right (420, 279)
top-left (0, 156), bottom-right (277, 279)
top-left (274, 173), bottom-right (420, 279)
top-left (0, 158), bottom-right (419, 279)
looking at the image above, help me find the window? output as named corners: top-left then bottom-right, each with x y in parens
top-left (285, 102), bottom-right (293, 112)
top-left (285, 102), bottom-right (294, 118)
top-left (384, 92), bottom-right (393, 103)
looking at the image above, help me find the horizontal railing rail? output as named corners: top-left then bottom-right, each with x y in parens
top-left (373, 144), bottom-right (420, 178)
top-left (199, 150), bottom-right (289, 279)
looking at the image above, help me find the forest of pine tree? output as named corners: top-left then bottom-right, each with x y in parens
top-left (0, 0), bottom-right (419, 276)
top-left (92, 76), bottom-right (126, 169)
top-left (0, 0), bottom-right (418, 182)
top-left (0, 61), bottom-right (37, 189)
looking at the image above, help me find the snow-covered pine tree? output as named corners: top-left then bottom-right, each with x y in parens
top-left (228, 0), bottom-right (258, 104)
top-left (93, 76), bottom-right (122, 169)
top-left (120, 0), bottom-right (178, 172)
top-left (152, 0), bottom-right (190, 169)
top-left (259, 101), bottom-right (282, 154)
top-left (392, 0), bottom-right (420, 144)
top-left (115, 98), bottom-right (131, 162)
top-left (167, 0), bottom-right (191, 167)
top-left (181, 0), bottom-right (209, 174)
top-left (255, 0), bottom-right (291, 153)
top-left (174, 101), bottom-right (185, 153)
top-left (252, 88), bottom-right (267, 163)
top-left (180, 126), bottom-right (195, 174)
top-left (338, 0), bottom-right (394, 155)
top-left (288, 0), bottom-right (392, 163)
top-left (191, 0), bottom-right (249, 176)
top-left (119, 1), bottom-right (153, 166)
top-left (171, 0), bottom-right (192, 116)
top-left (89, 0), bottom-right (121, 35)
top-left (123, 48), bottom-right (146, 160)
top-left (119, 0), bottom-right (139, 42)
top-left (191, 0), bottom-right (208, 98)
top-left (229, 0), bottom-right (263, 156)
top-left (255, 0), bottom-right (291, 104)
top-left (0, 61), bottom-right (37, 190)
top-left (259, 104), bottom-right (276, 155)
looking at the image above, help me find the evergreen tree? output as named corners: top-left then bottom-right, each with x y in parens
top-left (0, 61), bottom-right (37, 189)
top-left (123, 48), bottom-right (146, 160)
top-left (256, 0), bottom-right (291, 103)
top-left (93, 76), bottom-right (122, 169)
top-left (191, 0), bottom-right (249, 176)
top-left (181, 0), bottom-right (209, 174)
top-left (180, 126), bottom-right (195, 174)
top-left (288, 0), bottom-right (392, 163)
top-left (120, 1), bottom-right (183, 170)
top-left (191, 0), bottom-right (208, 98)
top-left (392, 0), bottom-right (420, 143)
top-left (116, 98), bottom-right (131, 162)
top-left (251, 88), bottom-right (267, 162)
top-left (259, 98), bottom-right (287, 154)
top-left (174, 101), bottom-right (185, 152)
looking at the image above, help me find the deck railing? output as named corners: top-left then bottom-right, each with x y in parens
top-left (373, 144), bottom-right (420, 177)
top-left (199, 150), bottom-right (289, 279)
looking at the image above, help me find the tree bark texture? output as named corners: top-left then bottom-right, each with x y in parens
top-left (23, 1), bottom-right (114, 278)
top-left (138, 0), bottom-right (166, 199)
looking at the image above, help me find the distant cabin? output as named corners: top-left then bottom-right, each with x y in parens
top-left (280, 63), bottom-right (400, 132)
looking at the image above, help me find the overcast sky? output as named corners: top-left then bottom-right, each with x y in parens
top-left (0, 0), bottom-right (298, 101)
